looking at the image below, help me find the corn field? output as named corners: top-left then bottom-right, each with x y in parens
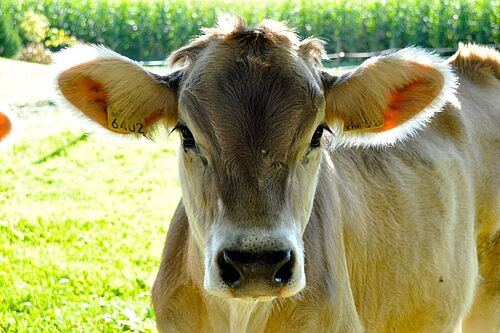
top-left (3, 0), bottom-right (499, 61)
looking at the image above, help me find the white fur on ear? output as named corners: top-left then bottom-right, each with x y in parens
top-left (330, 48), bottom-right (459, 148)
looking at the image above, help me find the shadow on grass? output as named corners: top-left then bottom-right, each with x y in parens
top-left (34, 132), bottom-right (89, 164)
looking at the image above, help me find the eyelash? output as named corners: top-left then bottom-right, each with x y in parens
top-left (310, 125), bottom-right (327, 148)
top-left (174, 124), bottom-right (196, 149)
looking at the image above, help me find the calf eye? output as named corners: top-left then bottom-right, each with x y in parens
top-left (175, 125), bottom-right (196, 149)
top-left (310, 125), bottom-right (325, 148)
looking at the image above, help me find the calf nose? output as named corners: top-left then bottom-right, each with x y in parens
top-left (218, 249), bottom-right (293, 289)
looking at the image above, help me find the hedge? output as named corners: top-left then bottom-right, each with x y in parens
top-left (3, 0), bottom-right (499, 61)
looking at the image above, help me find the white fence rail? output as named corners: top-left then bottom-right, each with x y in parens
top-left (140, 44), bottom-right (499, 66)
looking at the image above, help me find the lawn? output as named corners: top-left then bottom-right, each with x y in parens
top-left (0, 58), bottom-right (181, 332)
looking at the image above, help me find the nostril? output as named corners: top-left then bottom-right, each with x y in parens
top-left (218, 248), bottom-right (294, 289)
top-left (218, 251), bottom-right (242, 288)
top-left (273, 250), bottom-right (294, 286)
top-left (266, 249), bottom-right (291, 266)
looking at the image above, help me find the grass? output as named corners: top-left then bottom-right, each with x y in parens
top-left (0, 58), bottom-right (181, 332)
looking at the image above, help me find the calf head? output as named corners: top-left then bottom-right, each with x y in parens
top-left (57, 16), bottom-right (455, 300)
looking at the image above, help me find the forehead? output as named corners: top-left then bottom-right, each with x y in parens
top-left (178, 37), bottom-right (324, 160)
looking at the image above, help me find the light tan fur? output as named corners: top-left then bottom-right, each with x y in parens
top-left (56, 18), bottom-right (499, 333)
top-left (448, 44), bottom-right (500, 333)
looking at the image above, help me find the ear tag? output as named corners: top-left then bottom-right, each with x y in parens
top-left (106, 106), bottom-right (147, 135)
top-left (343, 113), bottom-right (384, 132)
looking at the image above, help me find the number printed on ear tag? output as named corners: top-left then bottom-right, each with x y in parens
top-left (106, 106), bottom-right (146, 135)
top-left (343, 114), bottom-right (384, 132)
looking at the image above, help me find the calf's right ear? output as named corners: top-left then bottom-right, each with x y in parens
top-left (56, 45), bottom-right (182, 136)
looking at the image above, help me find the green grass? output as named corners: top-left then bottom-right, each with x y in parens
top-left (0, 102), bottom-right (181, 332)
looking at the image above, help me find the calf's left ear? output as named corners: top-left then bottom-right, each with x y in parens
top-left (57, 45), bottom-right (182, 136)
top-left (322, 48), bottom-right (457, 146)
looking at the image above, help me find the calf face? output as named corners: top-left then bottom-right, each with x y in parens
top-left (57, 16), bottom-right (454, 300)
top-left (173, 22), bottom-right (327, 298)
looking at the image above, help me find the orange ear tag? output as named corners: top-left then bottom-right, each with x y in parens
top-left (343, 112), bottom-right (384, 132)
top-left (106, 106), bottom-right (147, 135)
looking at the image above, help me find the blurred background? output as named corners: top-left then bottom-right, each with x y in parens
top-left (1, 0), bottom-right (498, 65)
top-left (0, 1), bottom-right (498, 332)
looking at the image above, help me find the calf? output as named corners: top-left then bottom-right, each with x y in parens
top-left (57, 17), bottom-right (499, 333)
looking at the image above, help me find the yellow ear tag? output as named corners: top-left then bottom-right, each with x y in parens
top-left (107, 106), bottom-right (147, 135)
top-left (343, 113), bottom-right (384, 132)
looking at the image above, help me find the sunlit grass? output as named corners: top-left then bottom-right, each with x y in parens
top-left (0, 105), bottom-right (181, 332)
